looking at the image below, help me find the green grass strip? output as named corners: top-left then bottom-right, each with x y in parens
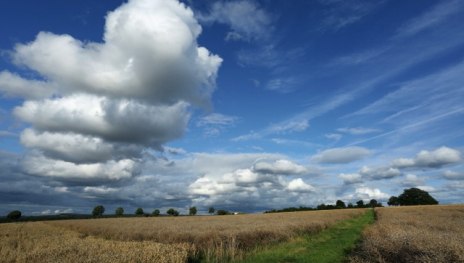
top-left (237, 209), bottom-right (375, 263)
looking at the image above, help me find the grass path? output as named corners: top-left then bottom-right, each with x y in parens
top-left (237, 209), bottom-right (375, 263)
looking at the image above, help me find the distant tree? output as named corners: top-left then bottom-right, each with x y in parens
top-left (356, 200), bottom-right (365, 208)
top-left (152, 209), bottom-right (160, 216)
top-left (189, 206), bottom-right (197, 216)
top-left (135, 208), bottom-right (144, 216)
top-left (347, 203), bottom-right (354, 208)
top-left (208, 207), bottom-right (215, 215)
top-left (336, 200), bottom-right (346, 208)
top-left (92, 205), bottom-right (105, 217)
top-left (398, 188), bottom-right (438, 206)
top-left (369, 199), bottom-right (379, 208)
top-left (388, 196), bottom-right (400, 206)
top-left (7, 210), bottom-right (21, 220)
top-left (216, 209), bottom-right (229, 215)
top-left (115, 207), bottom-right (124, 216)
top-left (167, 208), bottom-right (179, 216)
top-left (317, 203), bottom-right (327, 210)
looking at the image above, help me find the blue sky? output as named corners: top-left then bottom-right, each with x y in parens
top-left (0, 0), bottom-right (463, 215)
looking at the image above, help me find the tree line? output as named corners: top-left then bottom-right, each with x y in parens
top-left (266, 188), bottom-right (438, 214)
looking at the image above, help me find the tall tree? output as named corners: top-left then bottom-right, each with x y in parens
top-left (115, 207), bottom-right (124, 216)
top-left (336, 200), bottom-right (346, 208)
top-left (398, 188), bottom-right (438, 206)
top-left (92, 205), bottom-right (105, 217)
top-left (208, 207), bottom-right (215, 215)
top-left (189, 206), bottom-right (197, 216)
top-left (387, 196), bottom-right (399, 206)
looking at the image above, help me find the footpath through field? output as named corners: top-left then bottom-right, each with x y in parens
top-left (237, 209), bottom-right (375, 263)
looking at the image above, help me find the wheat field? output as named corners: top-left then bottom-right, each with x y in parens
top-left (0, 209), bottom-right (363, 263)
top-left (348, 205), bottom-right (464, 263)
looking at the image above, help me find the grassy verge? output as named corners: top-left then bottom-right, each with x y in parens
top-left (236, 209), bottom-right (374, 263)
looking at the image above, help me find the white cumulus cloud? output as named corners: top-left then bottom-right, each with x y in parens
top-left (0, 0), bottom-right (222, 183)
top-left (392, 146), bottom-right (461, 168)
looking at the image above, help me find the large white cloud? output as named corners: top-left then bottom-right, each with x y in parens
top-left (0, 0), bottom-right (222, 183)
top-left (22, 154), bottom-right (137, 183)
top-left (312, 146), bottom-right (370, 164)
top-left (359, 166), bottom-right (401, 179)
top-left (392, 146), bottom-right (461, 168)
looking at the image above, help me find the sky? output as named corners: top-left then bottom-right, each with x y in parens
top-left (0, 0), bottom-right (463, 216)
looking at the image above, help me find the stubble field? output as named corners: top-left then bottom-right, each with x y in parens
top-left (348, 205), bottom-right (464, 263)
top-left (0, 209), bottom-right (363, 263)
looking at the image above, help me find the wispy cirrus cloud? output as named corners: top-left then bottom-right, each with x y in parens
top-left (395, 0), bottom-right (464, 38)
top-left (197, 0), bottom-right (273, 42)
top-left (318, 0), bottom-right (385, 31)
top-left (196, 113), bottom-right (239, 137)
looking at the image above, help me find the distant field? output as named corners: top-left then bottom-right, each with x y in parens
top-left (348, 205), bottom-right (464, 263)
top-left (0, 209), bottom-right (363, 262)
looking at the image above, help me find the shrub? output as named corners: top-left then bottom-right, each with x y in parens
top-left (92, 205), bottom-right (105, 217)
top-left (7, 210), bottom-right (21, 220)
top-left (152, 209), bottom-right (160, 216)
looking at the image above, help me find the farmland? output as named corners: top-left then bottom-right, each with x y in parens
top-left (348, 205), bottom-right (464, 263)
top-left (1, 209), bottom-right (363, 263)
top-left (2, 205), bottom-right (464, 263)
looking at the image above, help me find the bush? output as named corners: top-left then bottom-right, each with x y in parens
top-left (92, 205), bottom-right (105, 217)
top-left (115, 207), bottom-right (124, 216)
top-left (152, 209), bottom-right (160, 216)
top-left (167, 208), bottom-right (179, 216)
top-left (135, 208), bottom-right (144, 216)
top-left (7, 210), bottom-right (21, 220)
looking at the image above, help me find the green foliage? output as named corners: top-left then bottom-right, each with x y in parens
top-left (216, 209), bottom-right (229, 215)
top-left (208, 207), bottom-right (215, 215)
top-left (115, 207), bottom-right (124, 216)
top-left (387, 196), bottom-right (399, 206)
top-left (347, 203), bottom-right (354, 208)
top-left (92, 205), bottom-right (105, 217)
top-left (7, 210), bottom-right (22, 220)
top-left (152, 209), bottom-right (160, 216)
top-left (189, 206), bottom-right (197, 216)
top-left (356, 200), bottom-right (365, 208)
top-left (397, 188), bottom-right (438, 206)
top-left (135, 207), bottom-right (144, 215)
top-left (336, 200), bottom-right (346, 208)
top-left (167, 208), bottom-right (179, 216)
